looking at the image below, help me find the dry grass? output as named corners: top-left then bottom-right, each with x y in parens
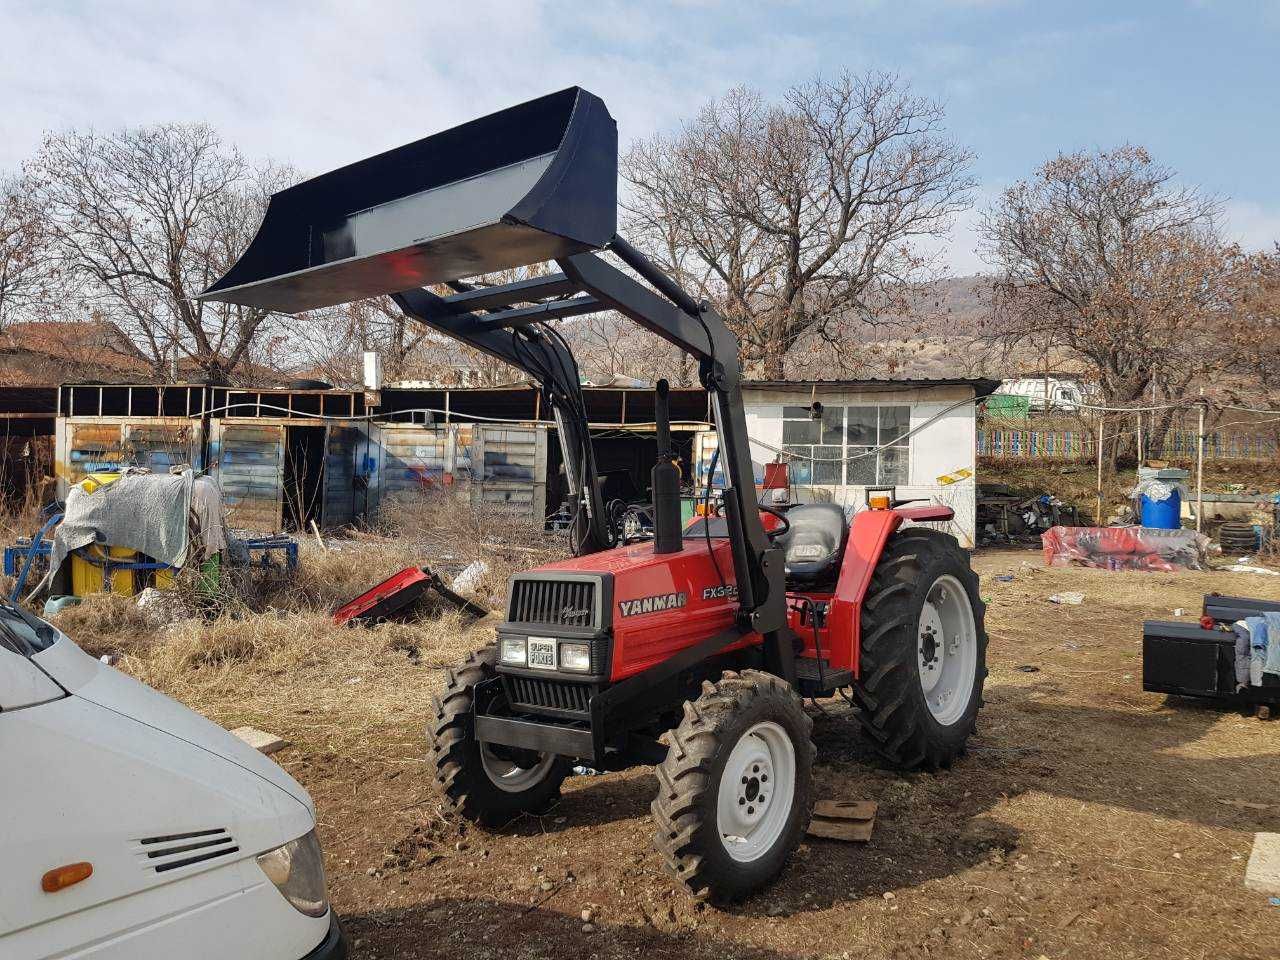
top-left (7, 481), bottom-right (1280, 956)
top-left (50, 592), bottom-right (156, 657)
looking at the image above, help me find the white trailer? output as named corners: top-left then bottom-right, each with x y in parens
top-left (994, 376), bottom-right (1091, 412)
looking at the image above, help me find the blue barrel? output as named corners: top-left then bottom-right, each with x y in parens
top-left (1140, 489), bottom-right (1182, 529)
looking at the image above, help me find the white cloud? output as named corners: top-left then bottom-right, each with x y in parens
top-left (0, 1), bottom-right (825, 177)
top-left (1223, 200), bottom-right (1280, 252)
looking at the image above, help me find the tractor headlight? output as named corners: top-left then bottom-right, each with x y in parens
top-left (560, 642), bottom-right (591, 673)
top-left (256, 829), bottom-right (329, 918)
top-left (499, 636), bottom-right (527, 666)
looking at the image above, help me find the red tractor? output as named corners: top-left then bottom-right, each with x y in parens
top-left (205, 87), bottom-right (988, 903)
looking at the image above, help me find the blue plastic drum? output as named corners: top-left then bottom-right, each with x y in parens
top-left (1140, 489), bottom-right (1182, 529)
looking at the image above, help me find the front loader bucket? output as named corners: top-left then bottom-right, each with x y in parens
top-left (202, 87), bottom-right (616, 312)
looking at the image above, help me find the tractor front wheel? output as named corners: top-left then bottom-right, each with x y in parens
top-left (852, 527), bottom-right (988, 770)
top-left (427, 645), bottom-right (570, 826)
top-left (651, 670), bottom-right (815, 903)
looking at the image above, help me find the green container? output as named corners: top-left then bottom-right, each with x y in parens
top-left (983, 394), bottom-right (1031, 421)
top-left (680, 496), bottom-right (698, 528)
top-left (197, 553), bottom-right (221, 596)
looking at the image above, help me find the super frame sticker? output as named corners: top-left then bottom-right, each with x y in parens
top-left (618, 592), bottom-right (688, 617)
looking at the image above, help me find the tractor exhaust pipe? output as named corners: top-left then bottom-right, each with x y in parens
top-left (652, 379), bottom-right (682, 555)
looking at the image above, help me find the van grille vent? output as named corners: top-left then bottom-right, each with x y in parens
top-left (508, 578), bottom-right (596, 628)
top-left (135, 828), bottom-right (238, 873)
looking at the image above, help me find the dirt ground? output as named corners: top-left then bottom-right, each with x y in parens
top-left (101, 545), bottom-right (1267, 960)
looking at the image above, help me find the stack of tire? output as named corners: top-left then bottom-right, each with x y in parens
top-left (1218, 521), bottom-right (1260, 554)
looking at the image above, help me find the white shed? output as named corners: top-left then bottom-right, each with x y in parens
top-left (732, 379), bottom-right (997, 548)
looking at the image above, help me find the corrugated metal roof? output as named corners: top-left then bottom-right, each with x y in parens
top-left (743, 378), bottom-right (1000, 398)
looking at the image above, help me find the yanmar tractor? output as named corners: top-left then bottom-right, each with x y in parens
top-left (204, 87), bottom-right (988, 903)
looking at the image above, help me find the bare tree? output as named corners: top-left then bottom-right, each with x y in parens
top-left (1224, 244), bottom-right (1280, 404)
top-left (980, 146), bottom-right (1233, 462)
top-left (0, 176), bottom-right (51, 329)
top-left (623, 71), bottom-right (974, 378)
top-left (27, 124), bottom-right (297, 382)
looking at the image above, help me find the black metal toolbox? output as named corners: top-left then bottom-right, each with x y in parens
top-left (1142, 620), bottom-right (1238, 699)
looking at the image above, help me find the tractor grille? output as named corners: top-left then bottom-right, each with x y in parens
top-left (506, 676), bottom-right (593, 715)
top-left (508, 577), bottom-right (598, 628)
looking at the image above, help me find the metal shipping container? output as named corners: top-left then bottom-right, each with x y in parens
top-left (55, 418), bottom-right (204, 497)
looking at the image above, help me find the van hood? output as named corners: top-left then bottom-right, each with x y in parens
top-left (33, 634), bottom-right (313, 813)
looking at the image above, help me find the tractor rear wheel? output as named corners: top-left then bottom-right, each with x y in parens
top-left (651, 670), bottom-right (815, 903)
top-left (852, 527), bottom-right (987, 770)
top-left (427, 645), bottom-right (570, 826)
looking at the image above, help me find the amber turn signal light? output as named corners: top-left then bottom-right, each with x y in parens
top-left (41, 862), bottom-right (92, 893)
top-left (868, 494), bottom-right (891, 510)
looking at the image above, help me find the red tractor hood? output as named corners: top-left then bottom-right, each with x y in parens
top-left (530, 537), bottom-right (748, 680)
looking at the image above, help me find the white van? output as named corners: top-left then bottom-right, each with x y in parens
top-left (0, 600), bottom-right (347, 960)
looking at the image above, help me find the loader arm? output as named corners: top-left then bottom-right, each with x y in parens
top-left (387, 245), bottom-right (789, 645)
top-left (391, 286), bottom-right (614, 555)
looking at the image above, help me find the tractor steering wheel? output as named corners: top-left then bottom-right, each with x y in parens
top-left (758, 502), bottom-right (791, 541)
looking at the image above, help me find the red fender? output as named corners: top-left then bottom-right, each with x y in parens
top-left (817, 510), bottom-right (901, 676)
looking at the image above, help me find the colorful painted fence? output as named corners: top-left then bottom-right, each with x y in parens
top-left (978, 428), bottom-right (1279, 461)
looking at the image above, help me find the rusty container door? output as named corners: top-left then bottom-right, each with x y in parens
top-left (124, 421), bottom-right (203, 474)
top-left (471, 424), bottom-right (547, 526)
top-left (211, 421), bottom-right (285, 533)
top-left (56, 422), bottom-right (125, 496)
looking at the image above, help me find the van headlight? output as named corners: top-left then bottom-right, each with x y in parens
top-left (256, 829), bottom-right (329, 918)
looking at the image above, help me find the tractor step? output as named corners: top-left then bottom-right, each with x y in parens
top-left (794, 657), bottom-right (854, 697)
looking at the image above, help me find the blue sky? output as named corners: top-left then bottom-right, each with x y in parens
top-left (3, 0), bottom-right (1277, 272)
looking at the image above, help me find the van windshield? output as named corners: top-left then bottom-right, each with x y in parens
top-left (0, 604), bottom-right (59, 657)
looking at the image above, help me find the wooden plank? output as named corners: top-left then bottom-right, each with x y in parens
top-left (230, 726), bottom-right (289, 755)
top-left (1246, 832), bottom-right (1280, 895)
top-left (808, 800), bottom-right (877, 842)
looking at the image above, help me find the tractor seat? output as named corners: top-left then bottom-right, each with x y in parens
top-left (777, 503), bottom-right (849, 585)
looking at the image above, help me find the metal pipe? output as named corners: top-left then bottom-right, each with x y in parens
top-left (651, 379), bottom-right (682, 554)
top-left (1196, 396), bottom-right (1205, 533)
top-left (608, 235), bottom-right (703, 319)
top-left (1095, 414), bottom-right (1104, 525)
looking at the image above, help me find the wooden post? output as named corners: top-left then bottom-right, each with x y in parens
top-left (1135, 412), bottom-right (1143, 465)
top-left (1095, 413), bottom-right (1105, 524)
top-left (1195, 396), bottom-right (1205, 533)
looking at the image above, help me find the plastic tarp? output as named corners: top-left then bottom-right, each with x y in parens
top-left (49, 470), bottom-right (228, 580)
top-left (1041, 525), bottom-right (1209, 572)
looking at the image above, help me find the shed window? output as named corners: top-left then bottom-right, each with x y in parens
top-left (846, 405), bottom-right (910, 485)
top-left (782, 406), bottom-right (844, 483)
top-left (780, 404), bottom-right (911, 486)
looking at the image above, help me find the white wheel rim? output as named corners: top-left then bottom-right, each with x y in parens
top-left (917, 574), bottom-right (978, 726)
top-left (716, 721), bottom-right (796, 863)
top-left (479, 743), bottom-right (557, 794)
